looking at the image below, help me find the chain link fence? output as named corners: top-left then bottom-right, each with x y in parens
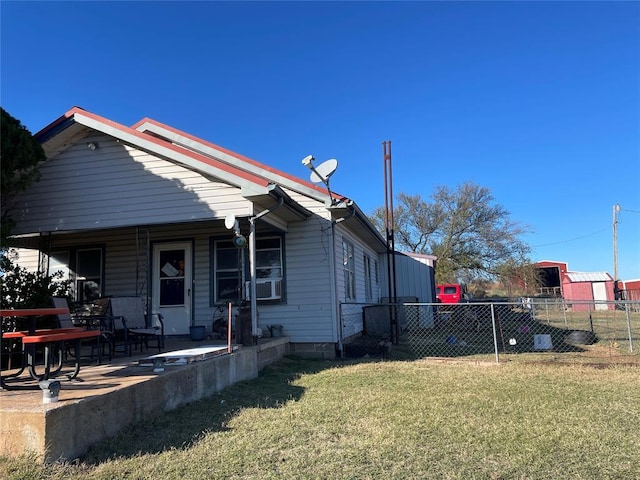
top-left (340, 299), bottom-right (640, 364)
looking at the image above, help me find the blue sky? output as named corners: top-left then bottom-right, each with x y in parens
top-left (2, 1), bottom-right (639, 280)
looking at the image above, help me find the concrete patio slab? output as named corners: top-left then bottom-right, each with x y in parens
top-left (0, 336), bottom-right (289, 462)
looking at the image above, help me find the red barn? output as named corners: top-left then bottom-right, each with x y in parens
top-left (621, 279), bottom-right (640, 301)
top-left (562, 271), bottom-right (614, 311)
top-left (534, 261), bottom-right (615, 310)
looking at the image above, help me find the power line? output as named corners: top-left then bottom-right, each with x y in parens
top-left (531, 227), bottom-right (609, 248)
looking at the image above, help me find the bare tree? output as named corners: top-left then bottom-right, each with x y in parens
top-left (370, 182), bottom-right (533, 284)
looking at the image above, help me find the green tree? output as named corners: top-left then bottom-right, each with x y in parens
top-left (0, 109), bottom-right (67, 315)
top-left (1, 107), bottom-right (45, 245)
top-left (370, 182), bottom-right (532, 284)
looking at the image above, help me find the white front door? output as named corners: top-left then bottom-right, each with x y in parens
top-left (152, 242), bottom-right (192, 335)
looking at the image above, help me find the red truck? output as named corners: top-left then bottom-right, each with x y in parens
top-left (435, 284), bottom-right (465, 304)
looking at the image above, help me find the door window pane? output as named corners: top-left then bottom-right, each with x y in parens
top-left (159, 249), bottom-right (185, 306)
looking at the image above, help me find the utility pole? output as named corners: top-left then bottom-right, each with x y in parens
top-left (613, 204), bottom-right (621, 281)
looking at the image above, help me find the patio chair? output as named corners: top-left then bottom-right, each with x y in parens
top-left (50, 297), bottom-right (112, 362)
top-left (107, 297), bottom-right (164, 356)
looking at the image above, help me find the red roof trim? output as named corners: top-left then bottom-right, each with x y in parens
top-left (37, 108), bottom-right (270, 188)
top-left (132, 117), bottom-right (342, 201)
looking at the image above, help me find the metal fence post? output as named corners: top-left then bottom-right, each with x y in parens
top-left (490, 303), bottom-right (500, 364)
top-left (544, 299), bottom-right (550, 325)
top-left (625, 303), bottom-right (634, 353)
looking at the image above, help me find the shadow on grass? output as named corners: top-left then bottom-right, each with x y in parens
top-left (80, 356), bottom-right (338, 464)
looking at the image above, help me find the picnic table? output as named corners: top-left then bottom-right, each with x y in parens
top-left (1, 308), bottom-right (101, 391)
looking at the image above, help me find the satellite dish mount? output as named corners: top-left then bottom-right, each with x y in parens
top-left (301, 155), bottom-right (339, 205)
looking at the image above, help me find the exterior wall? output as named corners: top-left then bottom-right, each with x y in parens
top-left (623, 279), bottom-right (640, 301)
top-left (562, 278), bottom-right (615, 311)
top-left (562, 280), bottom-right (593, 312)
top-left (379, 252), bottom-right (436, 303)
top-left (334, 223), bottom-right (383, 339)
top-left (10, 133), bottom-right (252, 235)
top-left (257, 217), bottom-right (335, 343)
top-left (12, 216), bottom-right (340, 344)
top-left (562, 280), bottom-right (594, 304)
top-left (536, 260), bottom-right (569, 274)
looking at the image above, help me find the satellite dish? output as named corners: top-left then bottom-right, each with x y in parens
top-left (224, 213), bottom-right (236, 230)
top-left (310, 158), bottom-right (338, 183)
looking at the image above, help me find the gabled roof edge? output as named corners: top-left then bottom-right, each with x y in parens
top-left (132, 117), bottom-right (343, 205)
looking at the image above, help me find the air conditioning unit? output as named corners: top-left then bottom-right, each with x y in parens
top-left (244, 279), bottom-right (282, 301)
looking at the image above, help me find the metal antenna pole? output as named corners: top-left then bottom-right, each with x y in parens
top-left (383, 140), bottom-right (398, 344)
top-left (613, 204), bottom-right (621, 281)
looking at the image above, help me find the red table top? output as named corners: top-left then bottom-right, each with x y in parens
top-left (0, 308), bottom-right (69, 317)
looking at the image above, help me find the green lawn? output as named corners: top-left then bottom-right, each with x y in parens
top-left (2, 357), bottom-right (639, 479)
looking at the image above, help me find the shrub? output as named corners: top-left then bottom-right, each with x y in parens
top-left (0, 249), bottom-right (71, 331)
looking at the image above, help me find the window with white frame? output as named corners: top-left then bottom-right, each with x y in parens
top-left (212, 236), bottom-right (284, 303)
top-left (213, 239), bottom-right (242, 303)
top-left (343, 239), bottom-right (355, 301)
top-left (48, 247), bottom-right (103, 303)
top-left (75, 248), bottom-right (103, 303)
top-left (364, 254), bottom-right (373, 302)
top-left (255, 237), bottom-right (283, 300)
top-left (374, 260), bottom-right (379, 285)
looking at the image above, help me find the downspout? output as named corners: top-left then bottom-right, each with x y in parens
top-left (328, 222), bottom-right (340, 356)
top-left (249, 196), bottom-right (284, 337)
top-left (331, 204), bottom-right (356, 356)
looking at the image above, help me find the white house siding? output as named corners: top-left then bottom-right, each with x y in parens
top-left (7, 248), bottom-right (40, 273)
top-left (335, 224), bottom-right (383, 339)
top-left (10, 133), bottom-right (252, 236)
top-left (256, 217), bottom-right (336, 343)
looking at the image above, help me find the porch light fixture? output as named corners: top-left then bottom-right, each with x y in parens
top-left (224, 213), bottom-right (247, 248)
top-left (232, 235), bottom-right (247, 248)
top-left (87, 142), bottom-right (99, 150)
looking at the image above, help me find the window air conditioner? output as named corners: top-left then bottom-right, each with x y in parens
top-left (244, 279), bottom-right (282, 300)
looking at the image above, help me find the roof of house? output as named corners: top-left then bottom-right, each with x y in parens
top-left (33, 106), bottom-right (387, 248)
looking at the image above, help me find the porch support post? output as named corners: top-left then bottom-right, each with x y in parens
top-left (249, 217), bottom-right (258, 337)
top-left (248, 195), bottom-right (284, 338)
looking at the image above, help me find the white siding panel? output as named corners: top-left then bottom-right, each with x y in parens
top-left (333, 224), bottom-right (382, 338)
top-left (11, 248), bottom-right (40, 272)
top-left (256, 218), bottom-right (336, 343)
top-left (11, 134), bottom-right (251, 235)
